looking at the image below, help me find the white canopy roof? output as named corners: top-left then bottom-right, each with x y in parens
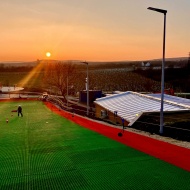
top-left (0, 86), bottom-right (24, 92)
top-left (148, 93), bottom-right (190, 106)
top-left (94, 91), bottom-right (190, 124)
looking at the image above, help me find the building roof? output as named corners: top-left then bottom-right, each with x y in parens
top-left (0, 86), bottom-right (24, 92)
top-left (94, 91), bottom-right (190, 124)
top-left (148, 93), bottom-right (190, 106)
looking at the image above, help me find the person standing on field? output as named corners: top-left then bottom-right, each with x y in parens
top-left (18, 105), bottom-right (23, 117)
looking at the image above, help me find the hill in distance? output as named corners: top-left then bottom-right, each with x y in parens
top-left (0, 56), bottom-right (188, 67)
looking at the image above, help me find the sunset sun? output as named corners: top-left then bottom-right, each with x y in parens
top-left (46, 52), bottom-right (51, 57)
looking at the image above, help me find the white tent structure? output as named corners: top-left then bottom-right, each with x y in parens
top-left (0, 86), bottom-right (24, 92)
top-left (148, 93), bottom-right (190, 106)
top-left (94, 91), bottom-right (190, 126)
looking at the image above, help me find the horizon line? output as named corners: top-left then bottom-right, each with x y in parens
top-left (0, 56), bottom-right (189, 64)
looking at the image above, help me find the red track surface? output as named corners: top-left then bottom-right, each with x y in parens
top-left (46, 102), bottom-right (190, 172)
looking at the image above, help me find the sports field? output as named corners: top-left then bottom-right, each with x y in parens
top-left (0, 100), bottom-right (190, 189)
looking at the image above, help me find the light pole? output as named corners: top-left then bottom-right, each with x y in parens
top-left (81, 61), bottom-right (89, 116)
top-left (147, 7), bottom-right (167, 134)
top-left (67, 75), bottom-right (69, 107)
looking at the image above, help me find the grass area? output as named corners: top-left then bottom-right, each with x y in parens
top-left (0, 71), bottom-right (44, 91)
top-left (0, 100), bottom-right (190, 189)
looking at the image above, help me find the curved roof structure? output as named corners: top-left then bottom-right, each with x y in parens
top-left (94, 91), bottom-right (190, 124)
top-left (148, 93), bottom-right (190, 106)
top-left (0, 86), bottom-right (24, 92)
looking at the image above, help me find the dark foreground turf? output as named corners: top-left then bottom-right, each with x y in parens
top-left (0, 100), bottom-right (190, 189)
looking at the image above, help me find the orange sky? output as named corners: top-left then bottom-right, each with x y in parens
top-left (0, 0), bottom-right (189, 62)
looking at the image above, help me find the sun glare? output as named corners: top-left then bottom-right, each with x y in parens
top-left (46, 52), bottom-right (51, 57)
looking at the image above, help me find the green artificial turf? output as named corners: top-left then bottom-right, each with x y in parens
top-left (0, 101), bottom-right (190, 190)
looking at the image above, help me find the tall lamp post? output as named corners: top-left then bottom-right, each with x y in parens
top-left (81, 61), bottom-right (89, 116)
top-left (147, 7), bottom-right (167, 135)
top-left (67, 74), bottom-right (69, 107)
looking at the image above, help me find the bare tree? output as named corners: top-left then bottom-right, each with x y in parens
top-left (44, 61), bottom-right (76, 102)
